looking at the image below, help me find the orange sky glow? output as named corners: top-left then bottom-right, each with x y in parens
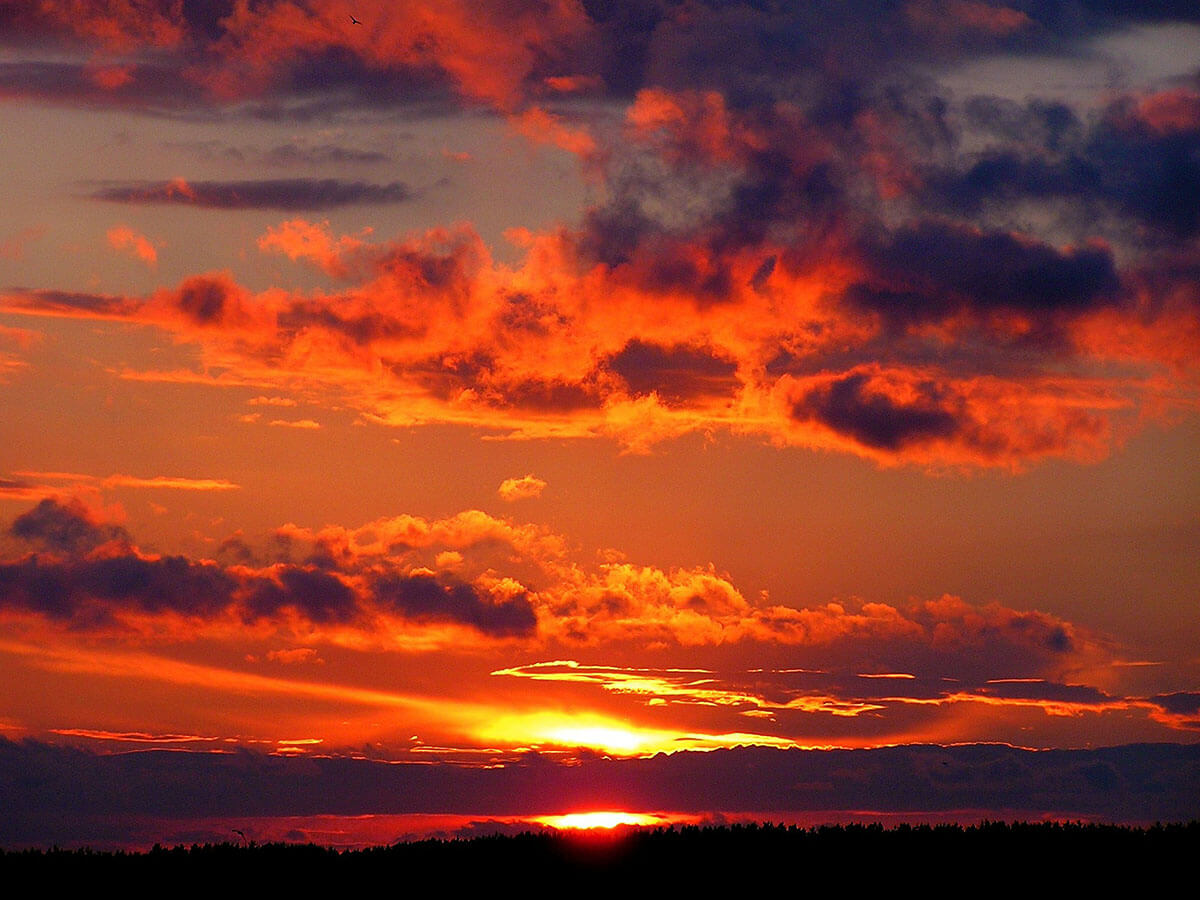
top-left (0, 0), bottom-right (1198, 849)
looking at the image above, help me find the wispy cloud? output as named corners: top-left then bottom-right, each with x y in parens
top-left (88, 178), bottom-right (413, 210)
top-left (14, 471), bottom-right (239, 491)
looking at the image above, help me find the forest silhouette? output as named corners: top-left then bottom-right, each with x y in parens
top-left (2, 821), bottom-right (1193, 891)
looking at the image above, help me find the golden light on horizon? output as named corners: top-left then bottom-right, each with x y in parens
top-left (535, 811), bottom-right (666, 830)
top-left (475, 710), bottom-right (799, 756)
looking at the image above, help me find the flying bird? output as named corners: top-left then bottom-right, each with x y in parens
top-left (350, 14), bottom-right (361, 25)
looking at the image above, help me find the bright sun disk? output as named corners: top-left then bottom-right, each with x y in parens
top-left (535, 811), bottom-right (664, 830)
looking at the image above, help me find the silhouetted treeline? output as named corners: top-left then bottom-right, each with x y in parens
top-left (2, 822), bottom-right (1194, 892)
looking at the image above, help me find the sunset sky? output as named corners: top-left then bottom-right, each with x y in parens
top-left (1, 1), bottom-right (1199, 846)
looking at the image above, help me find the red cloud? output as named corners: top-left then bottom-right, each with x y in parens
top-left (200, 0), bottom-right (594, 109)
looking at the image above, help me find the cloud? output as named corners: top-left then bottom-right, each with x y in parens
top-left (373, 573), bottom-right (536, 638)
top-left (106, 225), bottom-right (159, 266)
top-left (0, 0), bottom-right (186, 51)
top-left (850, 222), bottom-right (1120, 327)
top-left (2, 8), bottom-right (1197, 471)
top-left (498, 475), bottom-right (547, 502)
top-left (926, 88), bottom-right (1200, 242)
top-left (0, 225), bottom-right (47, 260)
top-left (248, 396), bottom-right (298, 407)
top-left (1, 740), bottom-right (1197, 844)
top-left (2, 1), bottom-right (1196, 118)
top-left (0, 58), bottom-right (208, 112)
top-left (11, 471), bottom-right (239, 492)
top-left (89, 178), bottom-right (413, 210)
top-left (489, 660), bottom-right (1148, 727)
top-left (9, 498), bottom-right (130, 554)
top-left (607, 340), bottom-right (738, 405)
top-left (261, 142), bottom-right (392, 167)
top-left (0, 501), bottom-right (553, 642)
top-left (1147, 691), bottom-right (1200, 730)
top-left (266, 647), bottom-right (323, 665)
top-left (788, 370), bottom-right (962, 453)
top-left (0, 500), bottom-right (1113, 683)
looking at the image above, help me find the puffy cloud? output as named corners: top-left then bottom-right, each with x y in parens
top-left (0, 500), bottom-right (1111, 681)
top-left (373, 572), bottom-right (536, 638)
top-left (498, 474), bottom-right (547, 502)
top-left (9, 498), bottom-right (130, 555)
top-left (0, 500), bottom-right (545, 642)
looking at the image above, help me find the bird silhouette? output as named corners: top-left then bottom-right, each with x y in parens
top-left (350, 14), bottom-right (361, 25)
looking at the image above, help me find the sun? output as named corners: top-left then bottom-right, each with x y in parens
top-left (534, 811), bottom-right (665, 830)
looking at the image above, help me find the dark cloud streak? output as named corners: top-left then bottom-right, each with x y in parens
top-left (89, 178), bottom-right (413, 211)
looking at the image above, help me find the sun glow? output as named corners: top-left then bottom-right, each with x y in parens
top-left (476, 710), bottom-right (798, 756)
top-left (535, 811), bottom-right (666, 830)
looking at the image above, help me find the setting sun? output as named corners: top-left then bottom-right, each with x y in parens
top-left (534, 812), bottom-right (666, 831)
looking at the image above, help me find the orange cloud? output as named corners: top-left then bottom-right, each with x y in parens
top-left (0, 211), bottom-right (1181, 469)
top-left (107, 225), bottom-right (160, 266)
top-left (14, 470), bottom-right (238, 491)
top-left (498, 474), bottom-right (547, 501)
top-left (510, 106), bottom-right (596, 158)
top-left (4, 68), bottom-right (1196, 472)
top-left (248, 396), bottom-right (298, 407)
top-left (257, 219), bottom-right (370, 279)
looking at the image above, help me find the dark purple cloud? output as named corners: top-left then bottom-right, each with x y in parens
top-left (89, 178), bottom-right (413, 211)
top-left (791, 373), bottom-right (962, 451)
top-left (372, 573), bottom-right (537, 638)
top-left (1152, 692), bottom-right (1200, 716)
top-left (927, 94), bottom-right (1200, 243)
top-left (0, 553), bottom-right (236, 622)
top-left (1, 739), bottom-right (1195, 847)
top-left (608, 340), bottom-right (739, 403)
top-left (0, 501), bottom-right (535, 638)
top-left (10, 498), bottom-right (130, 554)
top-left (0, 60), bottom-right (206, 110)
top-left (852, 222), bottom-right (1120, 324)
top-left (243, 567), bottom-right (358, 625)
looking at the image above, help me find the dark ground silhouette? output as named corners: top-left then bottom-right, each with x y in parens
top-left (1, 821), bottom-right (1193, 892)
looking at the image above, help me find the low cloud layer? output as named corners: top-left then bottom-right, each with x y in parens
top-left (2, 740), bottom-right (1196, 849)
